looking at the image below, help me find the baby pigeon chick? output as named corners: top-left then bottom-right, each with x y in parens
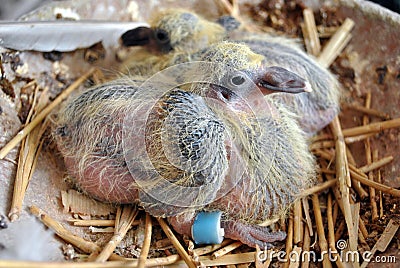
top-left (121, 9), bottom-right (226, 75)
top-left (54, 43), bottom-right (316, 249)
top-left (121, 10), bottom-right (340, 135)
top-left (122, 9), bottom-right (225, 53)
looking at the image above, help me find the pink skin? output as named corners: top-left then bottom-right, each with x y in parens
top-left (63, 156), bottom-right (139, 204)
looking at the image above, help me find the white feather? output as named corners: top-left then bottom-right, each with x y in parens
top-left (0, 20), bottom-right (149, 52)
top-left (0, 218), bottom-right (54, 261)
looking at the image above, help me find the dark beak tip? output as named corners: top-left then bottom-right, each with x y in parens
top-left (261, 66), bottom-right (313, 94)
top-left (284, 79), bottom-right (313, 93)
top-left (120, 26), bottom-right (153, 47)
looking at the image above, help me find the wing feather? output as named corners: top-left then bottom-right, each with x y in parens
top-left (0, 20), bottom-right (149, 52)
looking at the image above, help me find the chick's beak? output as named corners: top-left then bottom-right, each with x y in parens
top-left (121, 27), bottom-right (173, 53)
top-left (257, 66), bottom-right (312, 95)
top-left (121, 27), bottom-right (153, 46)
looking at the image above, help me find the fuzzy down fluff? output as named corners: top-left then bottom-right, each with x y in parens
top-left (54, 74), bottom-right (315, 224)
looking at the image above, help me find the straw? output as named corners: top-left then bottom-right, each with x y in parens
top-left (0, 68), bottom-right (96, 159)
top-left (301, 8), bottom-right (321, 56)
top-left (157, 218), bottom-right (197, 268)
top-left (138, 213), bottom-right (153, 268)
top-left (317, 18), bottom-right (355, 68)
top-left (95, 205), bottom-right (138, 262)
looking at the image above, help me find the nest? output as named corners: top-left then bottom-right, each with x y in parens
top-left (0, 0), bottom-right (399, 267)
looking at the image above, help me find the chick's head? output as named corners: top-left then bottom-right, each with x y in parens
top-left (121, 9), bottom-right (225, 53)
top-left (195, 42), bottom-right (311, 109)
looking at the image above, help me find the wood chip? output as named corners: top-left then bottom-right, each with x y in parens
top-left (360, 219), bottom-right (399, 268)
top-left (61, 190), bottom-right (116, 216)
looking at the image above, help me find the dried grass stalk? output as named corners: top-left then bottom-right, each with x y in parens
top-left (70, 219), bottom-right (140, 227)
top-left (138, 213), bottom-right (153, 268)
top-left (300, 179), bottom-right (337, 197)
top-left (362, 93), bottom-right (379, 222)
top-left (154, 238), bottom-right (173, 249)
top-left (300, 226), bottom-right (311, 268)
top-left (317, 18), bottom-right (354, 68)
top-left (288, 245), bottom-right (302, 268)
top-left (283, 216), bottom-right (294, 268)
top-left (328, 117), bottom-right (358, 253)
top-left (326, 195), bottom-right (336, 254)
top-left (358, 156), bottom-right (393, 173)
top-left (309, 140), bottom-right (334, 150)
top-left (293, 199), bottom-right (303, 244)
top-left (29, 205), bottom-right (101, 254)
top-left (89, 226), bottom-right (114, 233)
top-left (350, 176), bottom-right (369, 200)
top-left (317, 150), bottom-right (372, 251)
top-left (334, 220), bottom-right (346, 242)
top-left (95, 205), bottom-right (138, 262)
top-left (200, 252), bottom-right (256, 266)
top-left (218, 0), bottom-right (261, 32)
top-left (211, 241), bottom-right (242, 259)
top-left (8, 85), bottom-right (49, 221)
top-left (317, 150), bottom-right (395, 197)
top-left (0, 68), bottom-right (96, 159)
top-left (345, 133), bottom-right (376, 144)
top-left (347, 147), bottom-right (369, 200)
top-left (157, 217), bottom-right (197, 268)
top-left (342, 117), bottom-right (400, 136)
top-left (301, 198), bottom-right (313, 236)
top-left (237, 264), bottom-right (253, 268)
top-left (373, 150), bottom-right (384, 218)
top-left (301, 8), bottom-right (321, 56)
top-left (317, 25), bottom-right (339, 38)
top-left (193, 239), bottom-right (233, 256)
top-left (310, 133), bottom-right (378, 150)
top-left (0, 255), bottom-right (182, 267)
top-left (312, 194), bottom-right (332, 268)
top-left (343, 103), bottom-right (390, 119)
top-left (350, 169), bottom-right (400, 197)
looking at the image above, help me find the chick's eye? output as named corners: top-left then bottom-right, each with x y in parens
top-left (154, 29), bottom-right (170, 44)
top-left (231, 75), bottom-right (246, 86)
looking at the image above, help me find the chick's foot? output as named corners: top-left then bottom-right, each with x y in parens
top-left (222, 220), bottom-right (286, 249)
